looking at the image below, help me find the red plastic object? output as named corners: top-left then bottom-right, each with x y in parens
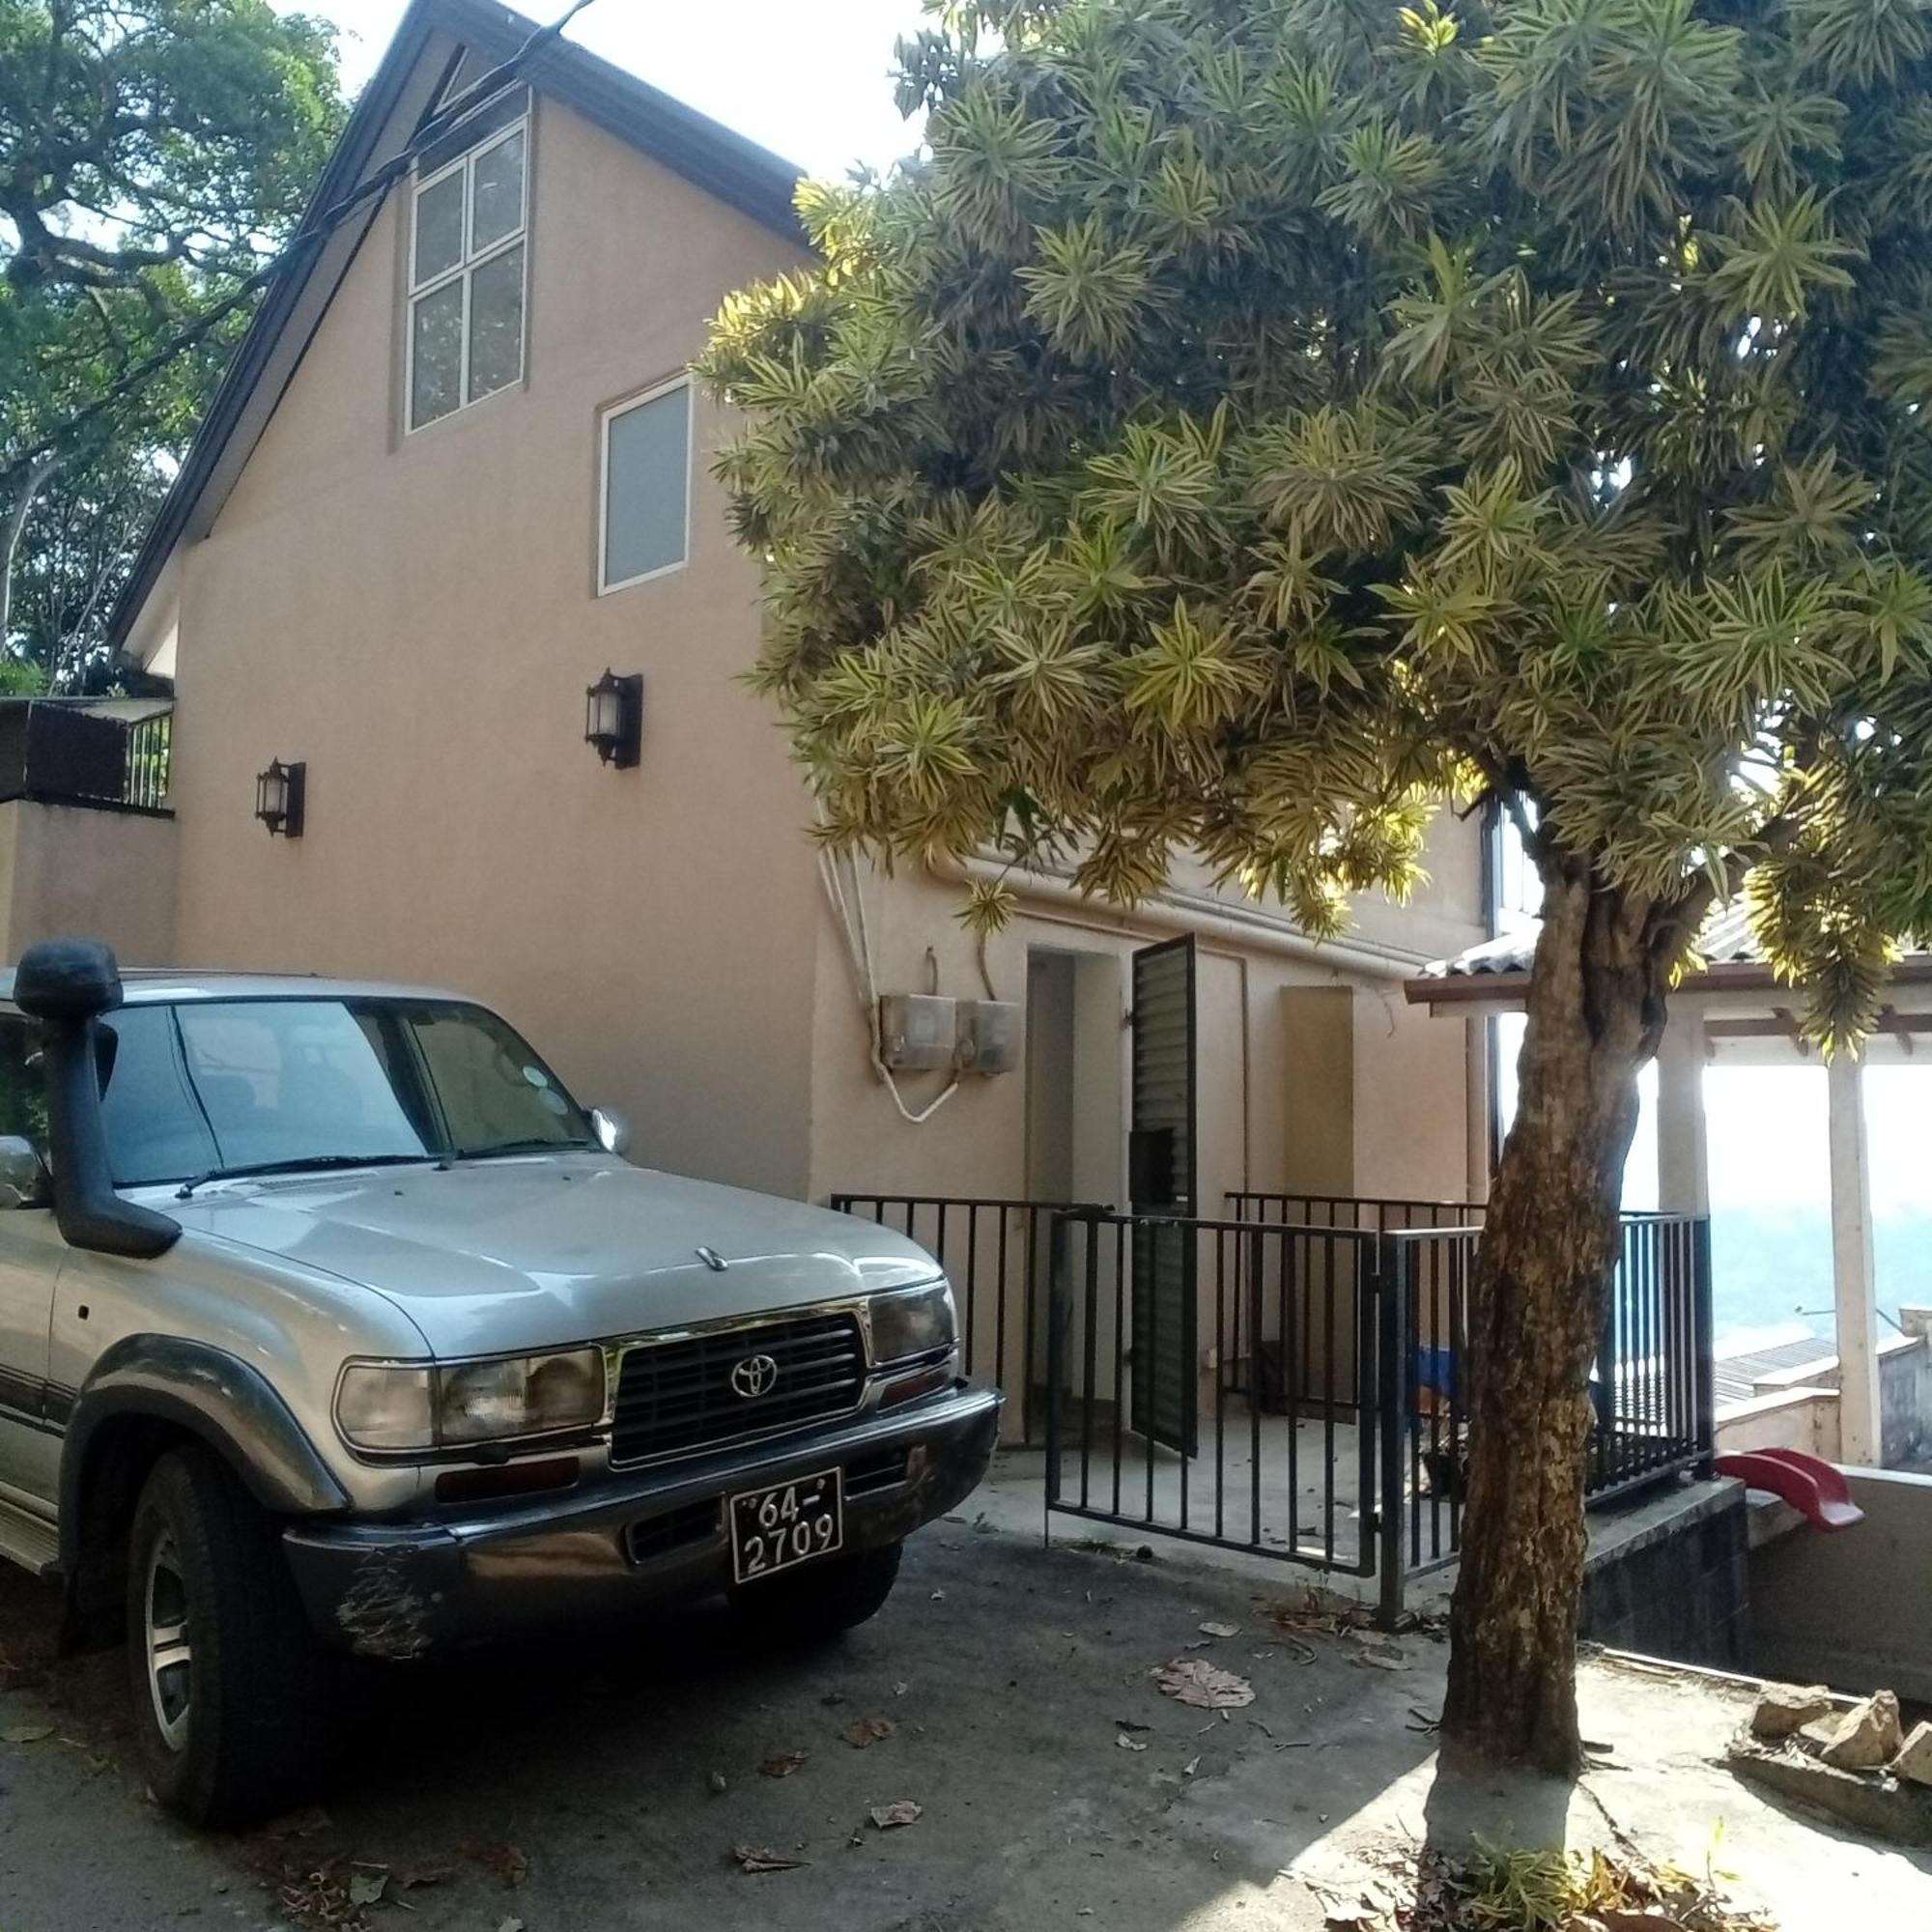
top-left (1715, 1448), bottom-right (1866, 1530)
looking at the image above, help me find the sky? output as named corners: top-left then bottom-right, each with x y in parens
top-left (273, 0), bottom-right (934, 179)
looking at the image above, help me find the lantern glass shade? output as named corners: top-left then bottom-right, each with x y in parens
top-left (583, 669), bottom-right (642, 767)
top-left (255, 758), bottom-right (305, 837)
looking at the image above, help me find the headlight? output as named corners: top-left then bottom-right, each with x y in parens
top-left (436, 1349), bottom-right (605, 1446)
top-left (869, 1281), bottom-right (956, 1366)
top-left (336, 1349), bottom-right (606, 1454)
top-left (336, 1363), bottom-right (433, 1452)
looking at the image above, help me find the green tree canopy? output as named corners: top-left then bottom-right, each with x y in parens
top-left (700, 0), bottom-right (1932, 1771)
top-left (1, 0), bottom-right (346, 684)
top-left (699, 0), bottom-right (1932, 1044)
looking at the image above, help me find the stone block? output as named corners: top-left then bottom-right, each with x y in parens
top-left (1892, 1720), bottom-right (1932, 1789)
top-left (1749, 1683), bottom-right (1835, 1740)
top-left (1821, 1690), bottom-right (1905, 1771)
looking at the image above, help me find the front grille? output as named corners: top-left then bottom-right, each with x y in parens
top-left (611, 1311), bottom-right (867, 1464)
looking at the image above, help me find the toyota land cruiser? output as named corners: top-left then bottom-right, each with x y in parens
top-left (0, 939), bottom-right (998, 1825)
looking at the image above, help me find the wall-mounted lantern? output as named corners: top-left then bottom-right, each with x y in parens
top-left (254, 758), bottom-right (305, 838)
top-left (584, 669), bottom-right (642, 769)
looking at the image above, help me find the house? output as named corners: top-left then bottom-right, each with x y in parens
top-left (5, 0), bottom-right (1764, 1630)
top-left (71, 0), bottom-right (1488, 1251)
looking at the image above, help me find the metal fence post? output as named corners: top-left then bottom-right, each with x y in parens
top-left (1043, 1209), bottom-right (1071, 1544)
top-left (1691, 1214), bottom-right (1717, 1476)
top-left (1376, 1233), bottom-right (1408, 1630)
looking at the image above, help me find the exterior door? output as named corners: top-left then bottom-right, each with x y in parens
top-left (1128, 936), bottom-right (1197, 1453)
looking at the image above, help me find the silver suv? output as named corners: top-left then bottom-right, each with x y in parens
top-left (0, 940), bottom-right (999, 1825)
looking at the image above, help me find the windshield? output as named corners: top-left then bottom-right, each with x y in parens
top-left (95, 998), bottom-right (595, 1187)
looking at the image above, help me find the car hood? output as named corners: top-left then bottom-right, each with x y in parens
top-left (159, 1154), bottom-right (940, 1358)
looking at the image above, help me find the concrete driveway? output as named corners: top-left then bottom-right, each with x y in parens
top-left (0, 1519), bottom-right (1925, 1932)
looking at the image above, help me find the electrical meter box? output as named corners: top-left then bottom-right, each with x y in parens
top-left (877, 993), bottom-right (958, 1070)
top-left (955, 999), bottom-right (1023, 1075)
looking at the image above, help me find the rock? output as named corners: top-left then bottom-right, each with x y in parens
top-left (1821, 1690), bottom-right (1904, 1771)
top-left (1750, 1683), bottom-right (1836, 1740)
top-left (1892, 1720), bottom-right (1932, 1788)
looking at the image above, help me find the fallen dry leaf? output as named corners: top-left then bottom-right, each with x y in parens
top-left (0, 1723), bottom-right (54, 1744)
top-left (1350, 1644), bottom-right (1410, 1673)
top-left (759, 1749), bottom-right (810, 1778)
top-left (467, 1842), bottom-right (529, 1888)
top-left (842, 1716), bottom-right (895, 1748)
top-left (262, 1804), bottom-right (333, 1839)
top-left (869, 1800), bottom-right (923, 1829)
top-left (733, 1844), bottom-right (809, 1873)
top-left (1152, 1658), bottom-right (1256, 1710)
top-left (1198, 1621), bottom-right (1240, 1639)
top-left (346, 1871), bottom-right (387, 1908)
top-left (497, 1918), bottom-right (526, 1932)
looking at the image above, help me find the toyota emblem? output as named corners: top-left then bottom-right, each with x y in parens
top-left (729, 1353), bottom-right (781, 1400)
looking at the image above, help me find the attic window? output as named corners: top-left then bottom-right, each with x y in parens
top-left (407, 95), bottom-right (528, 432)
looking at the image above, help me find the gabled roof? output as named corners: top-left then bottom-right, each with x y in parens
top-left (107, 0), bottom-right (804, 653)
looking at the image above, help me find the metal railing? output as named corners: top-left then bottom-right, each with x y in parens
top-left (0, 699), bottom-right (172, 812)
top-left (835, 1187), bottom-right (1715, 1618)
top-left (828, 1194), bottom-right (1104, 1444)
top-left (1228, 1191), bottom-right (1485, 1234)
top-left (122, 708), bottom-right (172, 810)
top-left (1045, 1209), bottom-right (1379, 1576)
top-left (1379, 1214), bottom-right (1716, 1610)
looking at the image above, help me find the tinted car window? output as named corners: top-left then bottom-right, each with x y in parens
top-left (96, 999), bottom-right (592, 1185)
top-left (98, 1008), bottom-right (219, 1185)
top-left (0, 1015), bottom-right (48, 1153)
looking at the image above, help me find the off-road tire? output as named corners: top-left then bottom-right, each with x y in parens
top-left (125, 1444), bottom-right (333, 1827)
top-left (730, 1539), bottom-right (903, 1643)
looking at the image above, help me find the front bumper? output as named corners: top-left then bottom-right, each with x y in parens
top-left (281, 1381), bottom-right (1002, 1658)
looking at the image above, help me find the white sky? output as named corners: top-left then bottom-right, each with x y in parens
top-left (274, 0), bottom-right (932, 178)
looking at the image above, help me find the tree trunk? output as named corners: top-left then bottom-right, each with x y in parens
top-left (1439, 860), bottom-right (1668, 1776)
top-left (0, 452), bottom-right (61, 653)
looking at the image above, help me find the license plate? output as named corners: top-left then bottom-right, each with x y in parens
top-left (728, 1468), bottom-right (843, 1584)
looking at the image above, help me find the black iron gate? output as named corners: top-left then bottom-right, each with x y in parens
top-left (1127, 936), bottom-right (1197, 1453)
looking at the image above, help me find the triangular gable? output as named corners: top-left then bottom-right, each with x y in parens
top-left (109, 0), bottom-right (803, 656)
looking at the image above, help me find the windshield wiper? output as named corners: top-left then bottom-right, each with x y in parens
top-left (454, 1137), bottom-right (597, 1161)
top-left (175, 1153), bottom-right (438, 1201)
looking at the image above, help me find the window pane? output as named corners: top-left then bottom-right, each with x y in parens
top-left (467, 243), bottom-right (525, 401)
top-left (470, 129), bottom-right (526, 252)
top-left (411, 282), bottom-right (464, 427)
top-left (405, 1005), bottom-right (591, 1156)
top-left (413, 170), bottom-right (465, 285)
top-left (175, 1003), bottom-right (429, 1172)
top-left (603, 384), bottom-right (691, 587)
top-left (0, 1018), bottom-right (47, 1153)
top-left (98, 1008), bottom-right (219, 1186)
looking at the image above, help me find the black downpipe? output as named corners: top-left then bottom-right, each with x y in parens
top-left (13, 938), bottom-right (178, 1259)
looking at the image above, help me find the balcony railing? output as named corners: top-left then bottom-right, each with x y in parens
top-left (0, 699), bottom-right (172, 813)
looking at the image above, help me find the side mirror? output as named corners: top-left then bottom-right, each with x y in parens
top-left (591, 1107), bottom-right (632, 1158)
top-left (0, 1137), bottom-right (50, 1210)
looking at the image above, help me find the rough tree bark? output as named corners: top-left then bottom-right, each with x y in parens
top-left (1439, 856), bottom-right (1673, 1776)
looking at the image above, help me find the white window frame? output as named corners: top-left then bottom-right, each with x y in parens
top-left (405, 112), bottom-right (530, 434)
top-left (597, 375), bottom-right (695, 594)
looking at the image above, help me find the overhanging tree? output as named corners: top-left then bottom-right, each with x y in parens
top-left (698, 0), bottom-right (1932, 1770)
top-left (1, 0), bottom-right (345, 681)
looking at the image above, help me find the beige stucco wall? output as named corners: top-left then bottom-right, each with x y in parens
top-left (162, 99), bottom-right (821, 1198)
top-left (0, 802), bottom-right (179, 967)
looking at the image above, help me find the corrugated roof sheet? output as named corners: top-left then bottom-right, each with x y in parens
top-left (1422, 894), bottom-right (1769, 980)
